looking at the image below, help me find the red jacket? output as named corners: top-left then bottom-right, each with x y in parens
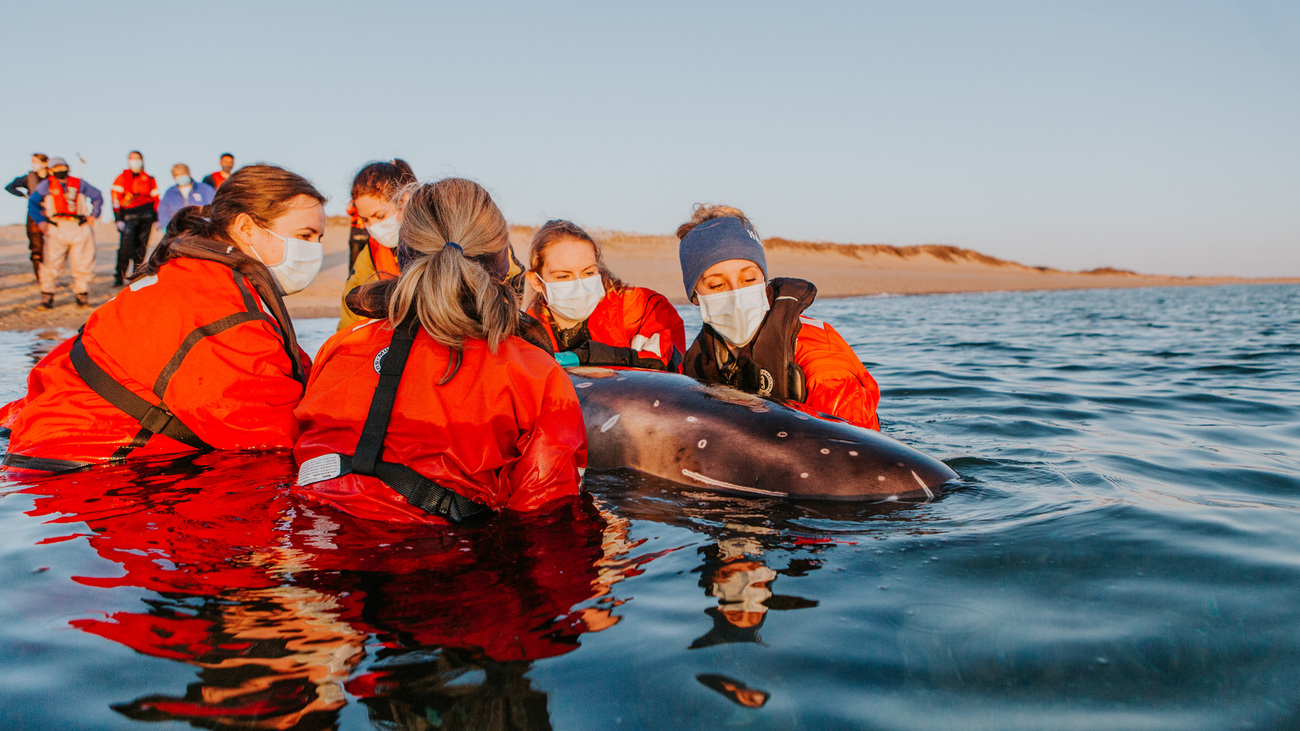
top-left (792, 315), bottom-right (881, 430)
top-left (294, 320), bottom-right (587, 523)
top-left (527, 285), bottom-right (686, 371)
top-left (1, 257), bottom-right (310, 470)
top-left (111, 170), bottom-right (159, 213)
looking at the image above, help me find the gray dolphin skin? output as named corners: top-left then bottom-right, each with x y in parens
top-left (567, 367), bottom-right (958, 501)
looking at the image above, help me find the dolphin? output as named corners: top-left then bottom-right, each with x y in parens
top-left (566, 367), bottom-right (958, 501)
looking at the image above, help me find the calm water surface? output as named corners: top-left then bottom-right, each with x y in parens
top-left (1, 284), bottom-right (1298, 730)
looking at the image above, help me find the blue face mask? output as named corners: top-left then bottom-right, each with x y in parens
top-left (175, 175), bottom-right (192, 187)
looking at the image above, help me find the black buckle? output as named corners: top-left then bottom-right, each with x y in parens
top-left (138, 405), bottom-right (174, 434)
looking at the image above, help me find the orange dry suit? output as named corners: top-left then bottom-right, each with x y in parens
top-left (683, 277), bottom-right (881, 430)
top-left (1, 236), bottom-right (311, 472)
top-left (294, 307), bottom-right (588, 525)
top-left (526, 285), bottom-right (687, 371)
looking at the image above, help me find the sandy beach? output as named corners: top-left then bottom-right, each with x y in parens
top-left (0, 220), bottom-right (1294, 332)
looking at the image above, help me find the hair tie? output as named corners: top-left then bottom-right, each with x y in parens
top-left (444, 241), bottom-right (463, 252)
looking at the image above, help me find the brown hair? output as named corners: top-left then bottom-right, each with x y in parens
top-left (386, 178), bottom-right (518, 352)
top-left (351, 159), bottom-right (416, 203)
top-left (523, 219), bottom-right (624, 312)
top-left (675, 203), bottom-right (754, 240)
top-left (32, 153), bottom-right (48, 163)
top-left (141, 164), bottom-right (326, 278)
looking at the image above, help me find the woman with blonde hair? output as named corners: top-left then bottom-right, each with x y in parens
top-left (524, 219), bottom-right (685, 371)
top-left (294, 178), bottom-right (587, 524)
top-left (676, 204), bottom-right (881, 430)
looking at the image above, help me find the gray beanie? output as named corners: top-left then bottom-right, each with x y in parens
top-left (678, 216), bottom-right (768, 301)
top-left (48, 156), bottom-right (69, 168)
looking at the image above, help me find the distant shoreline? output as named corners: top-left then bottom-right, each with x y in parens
top-left (0, 222), bottom-right (1295, 332)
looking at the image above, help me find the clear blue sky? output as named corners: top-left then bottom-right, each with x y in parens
top-left (2, 1), bottom-right (1297, 276)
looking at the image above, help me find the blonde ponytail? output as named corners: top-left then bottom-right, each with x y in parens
top-left (387, 178), bottom-right (518, 352)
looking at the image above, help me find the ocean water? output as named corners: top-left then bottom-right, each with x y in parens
top-left (1, 283), bottom-right (1298, 730)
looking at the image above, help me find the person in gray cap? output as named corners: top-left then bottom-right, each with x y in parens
top-left (27, 157), bottom-right (104, 308)
top-left (676, 204), bottom-right (881, 430)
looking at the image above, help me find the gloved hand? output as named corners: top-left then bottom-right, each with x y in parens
top-left (116, 221), bottom-right (126, 232)
top-left (555, 351), bottom-right (580, 368)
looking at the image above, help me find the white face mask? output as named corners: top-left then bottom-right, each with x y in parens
top-left (698, 282), bottom-right (770, 348)
top-left (129, 159), bottom-right (143, 172)
top-left (253, 228), bottom-right (323, 295)
top-left (544, 274), bottom-right (606, 323)
top-left (367, 216), bottom-right (400, 248)
top-left (175, 175), bottom-right (192, 187)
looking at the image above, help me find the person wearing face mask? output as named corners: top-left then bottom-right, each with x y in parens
top-left (295, 178), bottom-right (586, 524)
top-left (0, 165), bottom-right (325, 473)
top-left (337, 160), bottom-right (415, 330)
top-left (156, 163), bottom-right (216, 230)
top-left (25, 157), bottom-right (104, 309)
top-left (677, 205), bottom-right (880, 430)
top-left (110, 150), bottom-right (160, 286)
top-left (5, 153), bottom-right (51, 279)
top-left (202, 152), bottom-right (235, 189)
top-left (523, 220), bottom-right (685, 371)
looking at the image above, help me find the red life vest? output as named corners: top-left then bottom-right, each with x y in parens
top-left (2, 243), bottom-right (311, 472)
top-left (527, 285), bottom-right (686, 371)
top-left (209, 170), bottom-right (229, 188)
top-left (369, 238), bottom-right (399, 277)
top-left (294, 319), bottom-right (587, 524)
top-left (112, 170), bottom-right (158, 211)
top-left (46, 175), bottom-right (82, 217)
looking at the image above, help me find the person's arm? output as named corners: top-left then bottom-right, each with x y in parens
top-left (5, 175), bottom-right (28, 198)
top-left (155, 189), bottom-right (177, 231)
top-left (81, 181), bottom-right (104, 221)
top-left (502, 362), bottom-right (587, 512)
top-left (110, 172), bottom-right (125, 219)
top-left (794, 319), bottom-right (881, 430)
top-left (27, 182), bottom-right (47, 225)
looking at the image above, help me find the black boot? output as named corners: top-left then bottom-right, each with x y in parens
top-left (76, 293), bottom-right (90, 308)
top-left (40, 293), bottom-right (54, 309)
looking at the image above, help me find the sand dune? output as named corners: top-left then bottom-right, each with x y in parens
top-left (0, 221), bottom-right (1293, 331)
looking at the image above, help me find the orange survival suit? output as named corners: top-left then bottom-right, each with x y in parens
top-left (294, 305), bottom-right (588, 525)
top-left (683, 277), bottom-right (881, 430)
top-left (1, 236), bottom-right (311, 472)
top-left (526, 285), bottom-right (686, 371)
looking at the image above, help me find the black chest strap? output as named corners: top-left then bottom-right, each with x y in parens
top-left (347, 314), bottom-right (487, 524)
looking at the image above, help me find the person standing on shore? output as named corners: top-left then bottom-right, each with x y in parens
top-left (157, 164), bottom-right (215, 230)
top-left (26, 157), bottom-right (103, 309)
top-left (5, 153), bottom-right (50, 278)
top-left (110, 151), bottom-right (159, 286)
top-left (202, 152), bottom-right (235, 189)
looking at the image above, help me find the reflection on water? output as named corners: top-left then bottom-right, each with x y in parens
top-left (2, 285), bottom-right (1300, 729)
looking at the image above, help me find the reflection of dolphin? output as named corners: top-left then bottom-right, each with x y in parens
top-left (567, 367), bottom-right (957, 501)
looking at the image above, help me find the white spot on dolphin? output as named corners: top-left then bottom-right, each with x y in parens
top-left (616, 376), bottom-right (628, 381)
top-left (820, 448), bottom-right (830, 454)
top-left (653, 400), bottom-right (660, 407)
top-left (681, 469), bottom-right (788, 497)
top-left (776, 431), bottom-right (788, 438)
top-left (697, 439), bottom-right (707, 449)
top-left (878, 475), bottom-right (886, 482)
top-left (800, 472), bottom-right (809, 478)
top-left (575, 382), bottom-right (593, 389)
top-left (600, 414), bottom-right (620, 432)
top-left (686, 416), bottom-right (697, 423)
top-left (912, 470), bottom-right (935, 500)
top-left (849, 451), bottom-right (859, 457)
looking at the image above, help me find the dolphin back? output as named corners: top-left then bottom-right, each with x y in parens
top-left (567, 368), bottom-right (957, 501)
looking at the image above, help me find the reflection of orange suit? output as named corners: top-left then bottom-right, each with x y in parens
top-left (294, 319), bottom-right (587, 523)
top-left (2, 256), bottom-right (309, 472)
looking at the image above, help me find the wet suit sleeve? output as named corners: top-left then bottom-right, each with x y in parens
top-left (794, 320), bottom-right (881, 430)
top-left (502, 362), bottom-right (587, 512)
top-left (27, 180), bottom-right (48, 224)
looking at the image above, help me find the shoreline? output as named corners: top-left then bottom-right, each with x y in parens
top-left (1, 221), bottom-right (1295, 332)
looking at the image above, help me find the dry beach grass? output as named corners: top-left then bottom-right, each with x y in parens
top-left (0, 220), bottom-right (1293, 332)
